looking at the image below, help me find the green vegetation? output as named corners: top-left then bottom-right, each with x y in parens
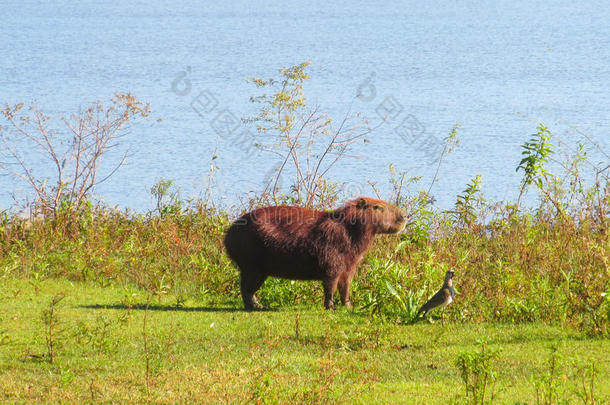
top-left (0, 63), bottom-right (608, 402)
top-left (1, 279), bottom-right (608, 403)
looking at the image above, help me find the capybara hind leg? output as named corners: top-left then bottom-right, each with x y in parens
top-left (323, 277), bottom-right (339, 310)
top-left (240, 271), bottom-right (267, 311)
top-left (338, 274), bottom-right (353, 308)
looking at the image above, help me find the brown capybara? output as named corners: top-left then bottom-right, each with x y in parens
top-left (223, 197), bottom-right (406, 310)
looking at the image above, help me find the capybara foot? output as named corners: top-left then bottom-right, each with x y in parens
top-left (324, 301), bottom-right (336, 310)
top-left (244, 302), bottom-right (265, 311)
top-left (243, 295), bottom-right (264, 311)
top-left (244, 305), bottom-right (265, 311)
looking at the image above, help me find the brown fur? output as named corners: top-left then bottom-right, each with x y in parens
top-left (223, 197), bottom-right (406, 310)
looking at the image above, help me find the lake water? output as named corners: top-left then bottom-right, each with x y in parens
top-left (1, 0), bottom-right (609, 212)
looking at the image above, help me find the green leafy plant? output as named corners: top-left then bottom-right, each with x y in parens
top-left (357, 258), bottom-right (426, 323)
top-left (452, 174), bottom-right (483, 227)
top-left (516, 124), bottom-right (554, 205)
top-left (73, 314), bottom-right (117, 355)
top-left (150, 178), bottom-right (182, 217)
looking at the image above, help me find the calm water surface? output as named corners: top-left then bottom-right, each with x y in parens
top-left (1, 0), bottom-right (609, 211)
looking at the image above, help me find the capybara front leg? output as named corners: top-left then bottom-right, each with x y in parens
top-left (338, 274), bottom-right (353, 308)
top-left (240, 271), bottom-right (267, 311)
top-left (323, 277), bottom-right (339, 310)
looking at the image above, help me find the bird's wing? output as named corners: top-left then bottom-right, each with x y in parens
top-left (418, 288), bottom-right (447, 314)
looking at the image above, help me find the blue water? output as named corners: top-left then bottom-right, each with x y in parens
top-left (1, 0), bottom-right (609, 211)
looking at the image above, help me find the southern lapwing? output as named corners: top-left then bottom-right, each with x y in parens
top-left (417, 269), bottom-right (455, 324)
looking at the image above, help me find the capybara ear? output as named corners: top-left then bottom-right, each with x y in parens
top-left (356, 198), bottom-right (368, 210)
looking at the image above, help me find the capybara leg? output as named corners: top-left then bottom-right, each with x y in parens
top-left (338, 275), bottom-right (353, 308)
top-left (323, 278), bottom-right (339, 310)
top-left (240, 271), bottom-right (267, 311)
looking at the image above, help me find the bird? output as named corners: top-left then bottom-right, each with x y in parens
top-left (417, 269), bottom-right (455, 324)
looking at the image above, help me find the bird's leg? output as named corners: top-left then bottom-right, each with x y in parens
top-left (441, 309), bottom-right (445, 326)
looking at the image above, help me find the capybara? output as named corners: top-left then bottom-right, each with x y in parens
top-left (223, 197), bottom-right (407, 310)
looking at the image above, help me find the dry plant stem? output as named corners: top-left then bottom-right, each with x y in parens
top-left (294, 313), bottom-right (300, 340)
top-left (269, 108), bottom-right (319, 204)
top-left (142, 294), bottom-right (151, 400)
top-left (43, 293), bottom-right (65, 364)
top-left (0, 94), bottom-right (149, 216)
top-left (305, 114), bottom-right (350, 207)
top-left (203, 135), bottom-right (221, 206)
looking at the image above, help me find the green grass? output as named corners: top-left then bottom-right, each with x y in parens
top-left (1, 278), bottom-right (608, 404)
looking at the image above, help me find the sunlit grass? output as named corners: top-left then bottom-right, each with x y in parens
top-left (1, 278), bottom-right (608, 403)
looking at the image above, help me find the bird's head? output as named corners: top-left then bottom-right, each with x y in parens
top-left (444, 269), bottom-right (455, 286)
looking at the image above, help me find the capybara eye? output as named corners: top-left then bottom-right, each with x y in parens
top-left (356, 198), bottom-right (368, 209)
top-left (373, 205), bottom-right (384, 211)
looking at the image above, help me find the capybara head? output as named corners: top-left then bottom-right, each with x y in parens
top-left (342, 197), bottom-right (407, 234)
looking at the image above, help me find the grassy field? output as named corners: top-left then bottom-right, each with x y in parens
top-left (1, 277), bottom-right (608, 404)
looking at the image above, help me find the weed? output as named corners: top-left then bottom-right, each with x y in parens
top-left (141, 295), bottom-right (153, 400)
top-left (573, 362), bottom-right (603, 405)
top-left (298, 350), bottom-right (343, 404)
top-left (0, 328), bottom-right (9, 346)
top-left (452, 174), bottom-right (483, 228)
top-left (455, 342), bottom-right (497, 404)
top-left (533, 345), bottom-right (565, 405)
top-left (246, 329), bottom-right (284, 404)
top-left (295, 312), bottom-right (301, 340)
top-left (41, 293), bottom-right (65, 364)
top-left (73, 314), bottom-right (117, 355)
top-left (517, 124), bottom-right (554, 206)
top-left (150, 178), bottom-right (182, 217)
